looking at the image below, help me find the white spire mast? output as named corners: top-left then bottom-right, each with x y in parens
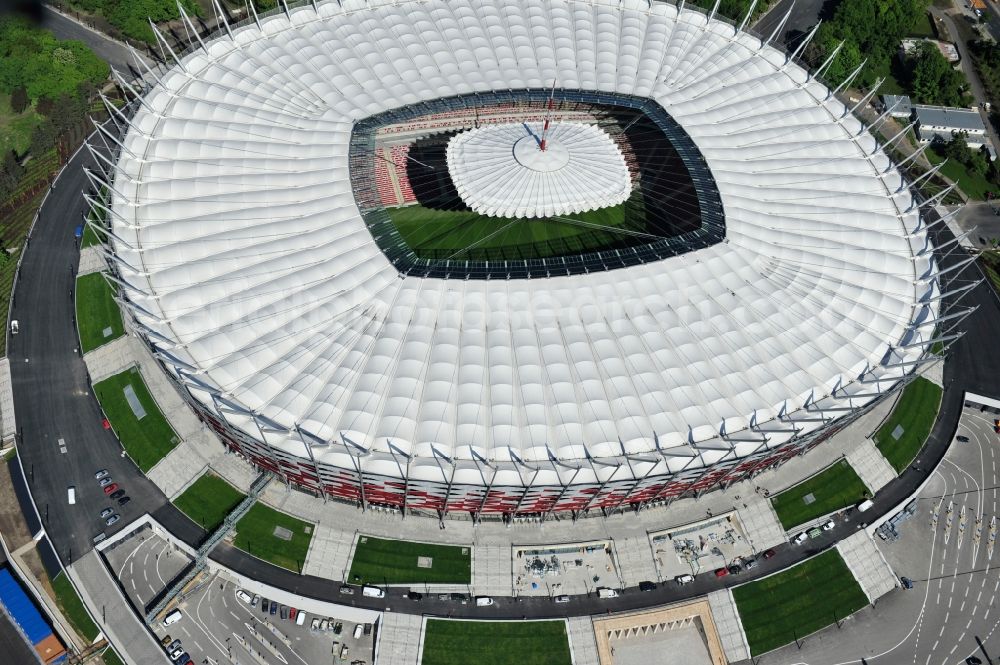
top-left (539, 79), bottom-right (556, 152)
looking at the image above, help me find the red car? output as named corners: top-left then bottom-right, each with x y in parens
top-left (714, 567), bottom-right (729, 578)
top-left (289, 607), bottom-right (297, 621)
top-left (762, 549), bottom-right (776, 559)
top-left (103, 483), bottom-right (119, 495)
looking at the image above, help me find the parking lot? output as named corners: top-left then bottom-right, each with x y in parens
top-left (151, 574), bottom-right (377, 665)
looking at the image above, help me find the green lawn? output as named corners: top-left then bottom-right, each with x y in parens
top-left (173, 472), bottom-right (246, 531)
top-left (348, 536), bottom-right (471, 585)
top-left (232, 503), bottom-right (313, 573)
top-left (908, 12), bottom-right (936, 38)
top-left (82, 206), bottom-right (107, 248)
top-left (732, 549), bottom-right (869, 656)
top-left (101, 647), bottom-right (125, 665)
top-left (93, 367), bottom-right (179, 472)
top-left (926, 146), bottom-right (995, 201)
top-left (50, 572), bottom-right (99, 642)
top-left (386, 200), bottom-right (637, 262)
top-left (771, 460), bottom-right (869, 530)
top-left (422, 620), bottom-right (571, 665)
top-left (875, 376), bottom-right (943, 473)
top-left (76, 273), bottom-right (124, 353)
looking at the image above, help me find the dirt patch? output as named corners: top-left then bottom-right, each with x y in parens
top-left (0, 461), bottom-right (34, 550)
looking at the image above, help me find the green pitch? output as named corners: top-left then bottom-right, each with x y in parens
top-left (386, 195), bottom-right (646, 262)
top-left (732, 549), bottom-right (869, 656)
top-left (421, 619), bottom-right (571, 665)
top-left (348, 536), bottom-right (471, 585)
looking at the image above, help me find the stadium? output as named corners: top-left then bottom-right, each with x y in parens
top-left (94, 0), bottom-right (943, 518)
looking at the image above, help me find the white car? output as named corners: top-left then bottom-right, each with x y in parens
top-left (821, 519), bottom-right (835, 531)
top-left (9, 320), bottom-right (18, 335)
top-left (475, 596), bottom-right (494, 606)
top-left (162, 610), bottom-right (182, 626)
top-left (236, 590), bottom-right (252, 604)
top-left (791, 532), bottom-right (808, 545)
top-left (169, 647), bottom-right (185, 661)
top-left (94, 469), bottom-right (109, 480)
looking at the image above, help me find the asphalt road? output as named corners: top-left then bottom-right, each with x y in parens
top-left (752, 0), bottom-right (830, 48)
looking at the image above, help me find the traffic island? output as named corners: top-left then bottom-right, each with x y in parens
top-left (421, 619), bottom-right (571, 665)
top-left (347, 535), bottom-right (471, 585)
top-left (75, 273), bottom-right (124, 354)
top-left (93, 367), bottom-right (179, 472)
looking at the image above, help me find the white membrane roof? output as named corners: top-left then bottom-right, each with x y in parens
top-left (446, 122), bottom-right (632, 218)
top-left (108, 0), bottom-right (937, 481)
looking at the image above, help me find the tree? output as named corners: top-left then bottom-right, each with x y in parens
top-left (9, 85), bottom-right (27, 113)
top-left (909, 41), bottom-right (967, 106)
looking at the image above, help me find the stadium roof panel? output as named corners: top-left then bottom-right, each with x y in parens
top-left (107, 0), bottom-right (938, 482)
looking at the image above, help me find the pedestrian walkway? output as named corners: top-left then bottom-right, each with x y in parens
top-left (0, 358), bottom-right (15, 444)
top-left (66, 550), bottom-right (169, 665)
top-left (846, 440), bottom-right (898, 495)
top-left (706, 589), bottom-right (751, 663)
top-left (76, 246), bottom-right (104, 276)
top-left (566, 616), bottom-right (600, 665)
top-left (837, 531), bottom-right (899, 603)
top-left (375, 612), bottom-right (423, 665)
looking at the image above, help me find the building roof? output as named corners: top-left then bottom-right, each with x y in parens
top-left (106, 0), bottom-right (937, 485)
top-left (914, 105), bottom-right (986, 132)
top-left (446, 122), bottom-right (632, 218)
top-left (882, 94), bottom-right (912, 114)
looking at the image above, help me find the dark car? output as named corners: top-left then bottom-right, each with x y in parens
top-left (727, 564), bottom-right (742, 575)
top-left (901, 577), bottom-right (914, 590)
top-left (110, 489), bottom-right (126, 500)
top-left (967, 657), bottom-right (983, 665)
top-left (118, 495), bottom-right (131, 506)
top-left (260, 598), bottom-right (269, 615)
top-left (762, 549), bottom-right (776, 559)
top-left (450, 593), bottom-right (469, 604)
top-left (638, 581), bottom-right (656, 592)
top-left (405, 591), bottom-right (423, 601)
top-left (957, 435), bottom-right (970, 443)
top-left (269, 601), bottom-right (277, 615)
top-left (279, 605), bottom-right (288, 620)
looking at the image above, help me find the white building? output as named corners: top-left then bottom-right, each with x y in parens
top-left (914, 104), bottom-right (989, 149)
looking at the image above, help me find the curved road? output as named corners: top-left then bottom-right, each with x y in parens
top-left (7, 131), bottom-right (1000, 624)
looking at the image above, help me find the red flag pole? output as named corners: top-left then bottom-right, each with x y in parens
top-left (539, 80), bottom-right (556, 151)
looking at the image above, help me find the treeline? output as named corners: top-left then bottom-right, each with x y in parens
top-left (48, 0), bottom-right (200, 44)
top-left (804, 0), bottom-right (929, 87)
top-left (0, 17), bottom-right (108, 204)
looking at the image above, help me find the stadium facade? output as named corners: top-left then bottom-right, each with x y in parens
top-left (92, 0), bottom-right (955, 518)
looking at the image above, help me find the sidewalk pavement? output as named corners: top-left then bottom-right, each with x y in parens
top-left (567, 616), bottom-right (600, 665)
top-left (65, 550), bottom-right (170, 665)
top-left (837, 531), bottom-right (899, 603)
top-left (706, 589), bottom-right (751, 663)
top-left (0, 358), bottom-right (15, 444)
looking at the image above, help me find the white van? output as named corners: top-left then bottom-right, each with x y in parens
top-left (353, 623), bottom-right (364, 639)
top-left (597, 588), bottom-right (618, 599)
top-left (67, 486), bottom-right (76, 505)
top-left (475, 596), bottom-right (494, 606)
top-left (295, 610), bottom-right (306, 626)
top-left (162, 610), bottom-right (182, 626)
top-left (361, 585), bottom-right (385, 598)
top-left (674, 574), bottom-right (694, 585)
top-left (857, 499), bottom-right (874, 512)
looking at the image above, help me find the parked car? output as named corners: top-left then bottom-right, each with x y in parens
top-left (791, 532), bottom-right (808, 545)
top-left (167, 639), bottom-right (181, 652)
top-left (260, 598), bottom-right (269, 615)
top-left (269, 601), bottom-right (277, 616)
top-left (310, 617), bottom-right (320, 630)
top-left (169, 647), bottom-right (184, 660)
top-left (98, 477), bottom-right (114, 487)
top-left (236, 590), bottom-right (252, 604)
top-left (110, 489), bottom-right (125, 500)
top-left (674, 574), bottom-right (694, 585)
top-left (99, 507), bottom-right (114, 519)
top-left (94, 469), bottom-right (109, 480)
top-left (159, 635), bottom-right (172, 648)
top-left (475, 596), bottom-right (494, 606)
top-left (727, 564), bottom-right (741, 575)
top-left (279, 605), bottom-right (288, 620)
top-left (10, 320), bottom-right (18, 335)
top-left (714, 567), bottom-right (729, 578)
top-left (296, 611), bottom-right (306, 626)
top-left (117, 495), bottom-right (131, 506)
top-left (821, 519), bottom-right (835, 531)
top-left (638, 581), bottom-right (656, 592)
top-left (251, 594), bottom-right (259, 607)
top-left (105, 514), bottom-right (120, 526)
top-left (762, 549), bottom-right (776, 559)
top-left (957, 435), bottom-right (970, 443)
top-left (102, 483), bottom-right (119, 496)
top-left (362, 586), bottom-right (386, 599)
top-left (162, 610), bottom-right (182, 626)
top-left (807, 527), bottom-right (823, 539)
top-left (743, 558), bottom-right (757, 570)
top-left (339, 585), bottom-right (355, 595)
top-left (405, 591), bottom-right (423, 601)
top-left (449, 593), bottom-right (469, 604)
top-left (554, 595), bottom-right (570, 603)
top-left (901, 577), bottom-right (914, 590)
top-left (597, 588), bottom-right (618, 598)
top-left (289, 607), bottom-right (297, 621)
